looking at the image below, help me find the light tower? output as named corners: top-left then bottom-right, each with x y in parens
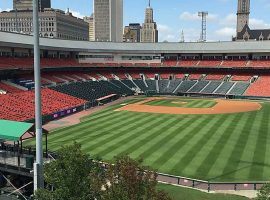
top-left (198, 11), bottom-right (208, 42)
top-left (33, 0), bottom-right (44, 191)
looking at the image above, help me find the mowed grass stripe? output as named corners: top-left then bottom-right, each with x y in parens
top-left (170, 115), bottom-right (226, 177)
top-left (82, 113), bottom-right (159, 154)
top-left (263, 104), bottom-right (270, 178)
top-left (81, 98), bottom-right (143, 121)
top-left (234, 110), bottom-right (263, 181)
top-left (48, 108), bottom-right (126, 137)
top-left (220, 112), bottom-right (257, 181)
top-left (135, 116), bottom-right (205, 165)
top-left (47, 110), bottom-right (132, 143)
top-left (49, 112), bottom-right (149, 150)
top-left (151, 116), bottom-right (214, 171)
top-left (129, 116), bottom-right (196, 163)
top-left (192, 100), bottom-right (210, 108)
top-left (249, 108), bottom-right (269, 179)
top-left (103, 115), bottom-right (179, 159)
top-left (90, 114), bottom-right (167, 158)
top-left (205, 113), bottom-right (248, 181)
top-left (183, 100), bottom-right (200, 108)
top-left (110, 115), bottom-right (181, 156)
top-left (194, 114), bottom-right (241, 180)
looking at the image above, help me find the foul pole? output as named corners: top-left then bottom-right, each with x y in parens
top-left (33, 0), bottom-right (44, 191)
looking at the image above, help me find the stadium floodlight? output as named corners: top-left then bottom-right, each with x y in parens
top-left (33, 0), bottom-right (44, 191)
top-left (198, 11), bottom-right (208, 42)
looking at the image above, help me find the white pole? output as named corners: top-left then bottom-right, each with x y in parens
top-left (33, 0), bottom-right (44, 191)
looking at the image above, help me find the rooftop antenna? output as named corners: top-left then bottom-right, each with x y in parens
top-left (198, 11), bottom-right (208, 42)
top-left (148, 0), bottom-right (151, 7)
top-left (180, 30), bottom-right (185, 43)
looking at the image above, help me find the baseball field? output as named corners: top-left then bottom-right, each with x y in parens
top-left (26, 97), bottom-right (270, 182)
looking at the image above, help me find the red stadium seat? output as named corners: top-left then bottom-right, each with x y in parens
top-left (245, 76), bottom-right (270, 96)
top-left (0, 88), bottom-right (86, 121)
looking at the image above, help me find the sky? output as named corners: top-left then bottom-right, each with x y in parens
top-left (1, 0), bottom-right (270, 42)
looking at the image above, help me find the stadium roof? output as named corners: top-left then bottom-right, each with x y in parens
top-left (1, 31), bottom-right (270, 54)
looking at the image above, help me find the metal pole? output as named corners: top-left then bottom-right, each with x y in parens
top-left (33, 0), bottom-right (44, 191)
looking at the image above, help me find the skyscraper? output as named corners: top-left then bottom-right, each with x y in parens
top-left (93, 0), bottom-right (123, 42)
top-left (13, 0), bottom-right (51, 11)
top-left (140, 0), bottom-right (158, 43)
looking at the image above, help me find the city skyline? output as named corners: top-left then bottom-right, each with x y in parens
top-left (1, 0), bottom-right (270, 42)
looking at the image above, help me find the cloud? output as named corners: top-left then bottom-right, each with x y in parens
top-left (180, 11), bottom-right (218, 22)
top-left (158, 24), bottom-right (177, 42)
top-left (215, 27), bottom-right (235, 37)
top-left (219, 13), bottom-right (236, 27)
top-left (249, 18), bottom-right (270, 29)
top-left (66, 9), bottom-right (84, 19)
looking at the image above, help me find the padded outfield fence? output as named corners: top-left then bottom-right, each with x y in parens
top-left (157, 172), bottom-right (266, 192)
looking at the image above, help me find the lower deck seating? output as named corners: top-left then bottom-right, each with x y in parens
top-left (228, 82), bottom-right (250, 95)
top-left (245, 76), bottom-right (270, 96)
top-left (110, 80), bottom-right (134, 95)
top-left (200, 81), bottom-right (222, 94)
top-left (121, 80), bottom-right (138, 90)
top-left (133, 80), bottom-right (148, 92)
top-left (52, 80), bottom-right (133, 102)
top-left (168, 80), bottom-right (182, 93)
top-left (158, 80), bottom-right (170, 93)
top-left (145, 80), bottom-right (157, 91)
top-left (0, 82), bottom-right (23, 94)
top-left (0, 88), bottom-right (86, 121)
top-left (188, 81), bottom-right (209, 93)
top-left (214, 82), bottom-right (234, 94)
top-left (175, 81), bottom-right (197, 93)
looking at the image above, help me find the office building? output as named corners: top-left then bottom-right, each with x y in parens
top-left (140, 0), bottom-right (158, 43)
top-left (123, 23), bottom-right (141, 42)
top-left (93, 0), bottom-right (123, 42)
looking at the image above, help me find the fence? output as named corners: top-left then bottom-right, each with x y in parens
top-left (157, 172), bottom-right (266, 192)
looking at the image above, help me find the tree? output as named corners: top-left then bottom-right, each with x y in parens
top-left (257, 183), bottom-right (270, 200)
top-left (35, 142), bottom-right (105, 200)
top-left (35, 144), bottom-right (171, 200)
top-left (102, 156), bottom-right (172, 200)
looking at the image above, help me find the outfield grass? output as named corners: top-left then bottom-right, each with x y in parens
top-left (157, 184), bottom-right (249, 200)
top-left (144, 98), bottom-right (217, 108)
top-left (25, 97), bottom-right (270, 182)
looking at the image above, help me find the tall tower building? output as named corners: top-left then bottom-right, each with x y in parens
top-left (236, 0), bottom-right (250, 34)
top-left (93, 0), bottom-right (123, 42)
top-left (13, 0), bottom-right (51, 11)
top-left (140, 0), bottom-right (158, 43)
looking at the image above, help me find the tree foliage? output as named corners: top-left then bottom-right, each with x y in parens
top-left (102, 156), bottom-right (172, 200)
top-left (35, 142), bottom-right (105, 200)
top-left (257, 183), bottom-right (270, 200)
top-left (35, 143), bottom-right (171, 200)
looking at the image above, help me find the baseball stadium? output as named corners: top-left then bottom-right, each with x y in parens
top-left (1, 31), bottom-right (270, 198)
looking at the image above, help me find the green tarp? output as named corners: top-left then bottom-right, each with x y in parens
top-left (0, 120), bottom-right (34, 141)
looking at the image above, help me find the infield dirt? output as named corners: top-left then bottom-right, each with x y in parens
top-left (116, 97), bottom-right (262, 115)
